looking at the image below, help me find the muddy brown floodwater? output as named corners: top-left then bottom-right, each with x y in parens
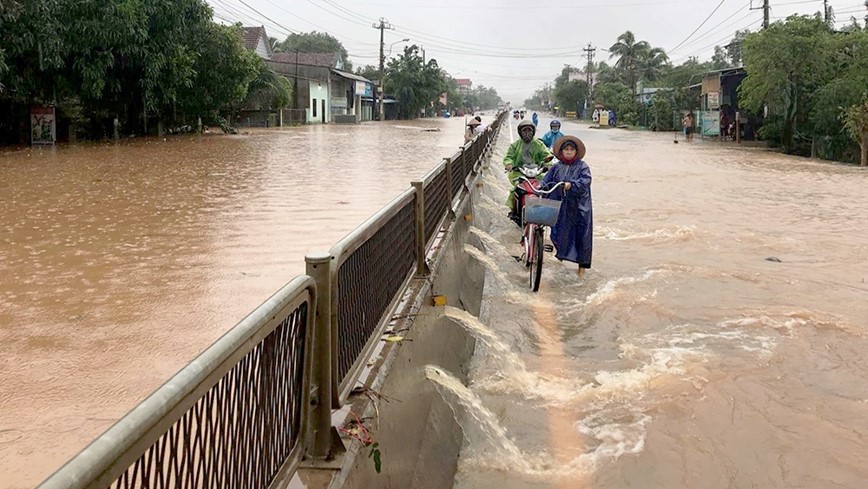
top-left (450, 116), bottom-right (868, 489)
top-left (0, 117), bottom-right (474, 488)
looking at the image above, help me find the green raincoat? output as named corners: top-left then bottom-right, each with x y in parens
top-left (503, 138), bottom-right (553, 207)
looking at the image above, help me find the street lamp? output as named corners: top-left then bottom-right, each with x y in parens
top-left (388, 38), bottom-right (410, 56)
top-left (379, 38), bottom-right (409, 121)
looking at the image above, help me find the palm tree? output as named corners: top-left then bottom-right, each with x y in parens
top-left (637, 47), bottom-right (670, 84)
top-left (609, 31), bottom-right (651, 93)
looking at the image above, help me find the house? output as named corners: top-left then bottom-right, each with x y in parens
top-left (456, 78), bottom-right (472, 94)
top-left (697, 66), bottom-right (750, 137)
top-left (242, 26), bottom-right (273, 60)
top-left (268, 52), bottom-right (374, 124)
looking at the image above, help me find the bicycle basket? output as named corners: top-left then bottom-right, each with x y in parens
top-left (524, 196), bottom-right (561, 226)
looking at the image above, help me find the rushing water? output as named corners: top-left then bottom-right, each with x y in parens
top-left (0, 117), bottom-right (472, 488)
top-left (444, 116), bottom-right (868, 488)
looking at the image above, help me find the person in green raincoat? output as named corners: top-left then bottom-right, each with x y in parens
top-left (503, 119), bottom-right (553, 221)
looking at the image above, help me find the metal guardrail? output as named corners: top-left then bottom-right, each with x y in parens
top-left (38, 110), bottom-right (508, 489)
top-left (39, 276), bottom-right (316, 489)
top-left (422, 161), bottom-right (448, 246)
top-left (328, 189), bottom-right (418, 402)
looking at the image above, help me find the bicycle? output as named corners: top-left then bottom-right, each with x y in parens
top-left (512, 167), bottom-right (569, 291)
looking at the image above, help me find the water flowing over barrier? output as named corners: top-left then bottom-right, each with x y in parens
top-left (37, 112), bottom-right (508, 489)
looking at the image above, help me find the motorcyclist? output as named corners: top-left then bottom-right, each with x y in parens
top-left (503, 119), bottom-right (553, 223)
top-left (541, 120), bottom-right (564, 149)
top-left (531, 112), bottom-right (539, 126)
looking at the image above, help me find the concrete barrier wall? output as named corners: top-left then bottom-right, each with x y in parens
top-left (305, 156), bottom-right (493, 489)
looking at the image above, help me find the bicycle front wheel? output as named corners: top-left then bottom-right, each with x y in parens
top-left (530, 227), bottom-right (544, 292)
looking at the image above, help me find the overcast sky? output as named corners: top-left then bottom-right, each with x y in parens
top-left (208, 0), bottom-right (866, 104)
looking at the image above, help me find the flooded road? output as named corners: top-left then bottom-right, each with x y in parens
top-left (450, 116), bottom-right (868, 488)
top-left (0, 117), bottom-right (473, 488)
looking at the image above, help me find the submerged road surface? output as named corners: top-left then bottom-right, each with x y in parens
top-left (0, 116), bottom-right (473, 488)
top-left (451, 116), bottom-right (868, 488)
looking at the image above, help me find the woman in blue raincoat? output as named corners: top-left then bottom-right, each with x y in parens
top-left (540, 135), bottom-right (592, 276)
top-left (531, 112), bottom-right (539, 126)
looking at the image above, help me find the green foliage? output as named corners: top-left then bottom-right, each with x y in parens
top-left (608, 31), bottom-right (668, 93)
top-left (368, 442), bottom-right (382, 473)
top-left (274, 31), bottom-right (352, 71)
top-left (740, 16), bottom-right (835, 152)
top-left (553, 80), bottom-right (589, 115)
top-left (741, 15), bottom-right (866, 160)
top-left (0, 0), bottom-right (266, 138)
top-left (463, 85), bottom-right (502, 111)
top-left (593, 82), bottom-right (642, 125)
top-left (179, 23), bottom-right (260, 121)
top-left (243, 60), bottom-right (293, 111)
top-left (355, 64), bottom-right (380, 82)
top-left (385, 45), bottom-right (445, 119)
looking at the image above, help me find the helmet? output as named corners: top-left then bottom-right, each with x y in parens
top-left (517, 120), bottom-right (536, 133)
top-left (517, 119), bottom-right (536, 142)
top-left (550, 119), bottom-right (561, 128)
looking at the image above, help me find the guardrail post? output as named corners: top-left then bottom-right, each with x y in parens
top-left (411, 181), bottom-right (429, 276)
top-left (304, 253), bottom-right (343, 462)
top-left (444, 157), bottom-right (456, 219)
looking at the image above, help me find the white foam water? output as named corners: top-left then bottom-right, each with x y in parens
top-left (596, 225), bottom-right (696, 242)
top-left (445, 307), bottom-right (591, 403)
top-left (469, 226), bottom-right (513, 258)
top-left (464, 244), bottom-right (515, 290)
top-left (426, 365), bottom-right (525, 460)
top-left (562, 269), bottom-right (667, 316)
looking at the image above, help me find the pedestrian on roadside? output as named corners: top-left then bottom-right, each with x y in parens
top-left (465, 118), bottom-right (481, 143)
top-left (474, 115), bottom-right (488, 133)
top-left (608, 109), bottom-right (616, 127)
top-left (592, 108), bottom-right (600, 125)
top-left (682, 112), bottom-right (695, 142)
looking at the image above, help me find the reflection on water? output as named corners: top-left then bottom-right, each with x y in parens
top-left (452, 116), bottom-right (868, 488)
top-left (0, 117), bottom-right (471, 488)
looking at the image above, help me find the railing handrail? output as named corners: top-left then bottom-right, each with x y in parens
top-left (38, 275), bottom-right (317, 489)
top-left (328, 188), bottom-right (416, 269)
top-left (37, 110), bottom-right (508, 489)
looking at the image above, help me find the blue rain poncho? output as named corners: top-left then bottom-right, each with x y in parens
top-left (541, 130), bottom-right (564, 149)
top-left (541, 159), bottom-right (593, 267)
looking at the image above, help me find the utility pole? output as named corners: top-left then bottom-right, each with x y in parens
top-left (582, 43), bottom-right (596, 87)
top-left (421, 46), bottom-right (426, 64)
top-left (750, 0), bottom-right (770, 29)
top-left (372, 17), bottom-right (394, 122)
top-left (582, 43), bottom-right (596, 117)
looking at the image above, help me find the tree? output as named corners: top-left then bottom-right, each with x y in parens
top-left (740, 16), bottom-right (834, 152)
top-left (553, 80), bottom-right (589, 116)
top-left (274, 31), bottom-right (352, 71)
top-left (385, 45), bottom-right (445, 119)
top-left (636, 47), bottom-right (670, 84)
top-left (725, 30), bottom-right (750, 66)
top-left (609, 31), bottom-right (650, 93)
top-left (842, 95), bottom-right (868, 166)
top-left (355, 64), bottom-right (380, 82)
top-left (710, 46), bottom-right (730, 70)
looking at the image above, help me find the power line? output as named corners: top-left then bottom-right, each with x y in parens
top-left (671, 6), bottom-right (757, 53)
top-left (670, 0), bottom-right (729, 52)
top-left (671, 17), bottom-right (763, 63)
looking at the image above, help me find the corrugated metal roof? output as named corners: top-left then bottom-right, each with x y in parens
top-left (331, 69), bottom-right (373, 84)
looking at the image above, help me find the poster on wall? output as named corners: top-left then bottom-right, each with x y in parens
top-left (707, 91), bottom-right (720, 110)
top-left (31, 106), bottom-right (56, 145)
top-left (354, 81), bottom-right (372, 98)
top-left (700, 111), bottom-right (720, 136)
